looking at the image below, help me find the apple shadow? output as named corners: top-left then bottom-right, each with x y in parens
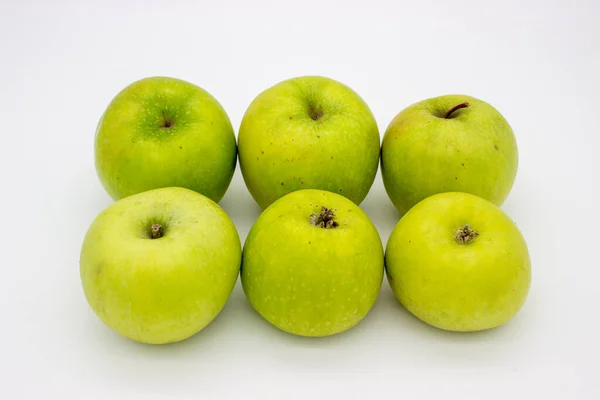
top-left (109, 282), bottom-right (249, 357)
top-left (218, 170), bottom-right (261, 241)
top-left (70, 170), bottom-right (114, 221)
top-left (359, 177), bottom-right (401, 244)
top-left (238, 282), bottom-right (396, 352)
top-left (240, 303), bottom-right (371, 348)
top-left (379, 283), bottom-right (511, 343)
top-left (79, 285), bottom-right (254, 392)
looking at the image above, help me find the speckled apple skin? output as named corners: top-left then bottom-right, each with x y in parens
top-left (238, 76), bottom-right (380, 209)
top-left (95, 77), bottom-right (237, 202)
top-left (385, 192), bottom-right (531, 332)
top-left (80, 187), bottom-right (241, 344)
top-left (381, 95), bottom-right (518, 215)
top-left (241, 189), bottom-right (384, 337)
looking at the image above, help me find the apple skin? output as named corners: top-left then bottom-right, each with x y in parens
top-left (95, 76), bottom-right (236, 203)
top-left (385, 192), bottom-right (531, 332)
top-left (238, 76), bottom-right (380, 209)
top-left (241, 189), bottom-right (384, 337)
top-left (80, 187), bottom-right (241, 344)
top-left (381, 95), bottom-right (518, 215)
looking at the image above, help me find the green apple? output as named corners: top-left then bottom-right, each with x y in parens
top-left (238, 76), bottom-right (380, 209)
top-left (80, 187), bottom-right (241, 344)
top-left (381, 95), bottom-right (518, 215)
top-left (241, 189), bottom-right (384, 337)
top-left (95, 76), bottom-right (236, 202)
top-left (385, 192), bottom-right (531, 332)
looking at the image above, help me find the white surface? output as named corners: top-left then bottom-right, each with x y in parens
top-left (1, 1), bottom-right (598, 399)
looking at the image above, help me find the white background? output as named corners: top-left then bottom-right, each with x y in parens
top-left (1, 0), bottom-right (598, 399)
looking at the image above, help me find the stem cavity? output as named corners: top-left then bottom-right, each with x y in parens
top-left (160, 111), bottom-right (174, 129)
top-left (455, 224), bottom-right (478, 245)
top-left (308, 103), bottom-right (324, 121)
top-left (309, 207), bottom-right (339, 229)
top-left (150, 223), bottom-right (163, 239)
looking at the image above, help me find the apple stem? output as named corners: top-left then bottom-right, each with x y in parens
top-left (150, 223), bottom-right (163, 239)
top-left (160, 111), bottom-right (174, 129)
top-left (444, 102), bottom-right (469, 119)
top-left (455, 224), bottom-right (478, 245)
top-left (308, 103), bottom-right (324, 121)
top-left (309, 207), bottom-right (339, 229)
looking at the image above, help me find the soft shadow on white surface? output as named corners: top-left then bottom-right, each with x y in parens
top-left (359, 171), bottom-right (401, 245)
top-left (218, 168), bottom-right (262, 242)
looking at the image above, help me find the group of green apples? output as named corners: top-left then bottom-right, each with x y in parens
top-left (81, 76), bottom-right (531, 344)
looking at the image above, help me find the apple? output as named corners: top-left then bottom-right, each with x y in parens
top-left (95, 76), bottom-right (237, 202)
top-left (385, 192), bottom-right (531, 332)
top-left (381, 95), bottom-right (518, 215)
top-left (80, 187), bottom-right (241, 344)
top-left (241, 189), bottom-right (384, 337)
top-left (238, 76), bottom-right (380, 209)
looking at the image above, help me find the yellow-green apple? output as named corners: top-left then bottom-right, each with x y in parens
top-left (381, 95), bottom-right (518, 214)
top-left (238, 76), bottom-right (380, 209)
top-left (95, 77), bottom-right (236, 202)
top-left (241, 189), bottom-right (384, 337)
top-left (80, 187), bottom-right (241, 344)
top-left (385, 192), bottom-right (531, 332)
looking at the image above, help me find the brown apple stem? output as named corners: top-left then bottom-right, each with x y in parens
top-left (308, 103), bottom-right (324, 121)
top-left (309, 207), bottom-right (339, 229)
top-left (150, 223), bottom-right (163, 239)
top-left (455, 224), bottom-right (478, 245)
top-left (160, 111), bottom-right (174, 129)
top-left (444, 102), bottom-right (469, 119)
